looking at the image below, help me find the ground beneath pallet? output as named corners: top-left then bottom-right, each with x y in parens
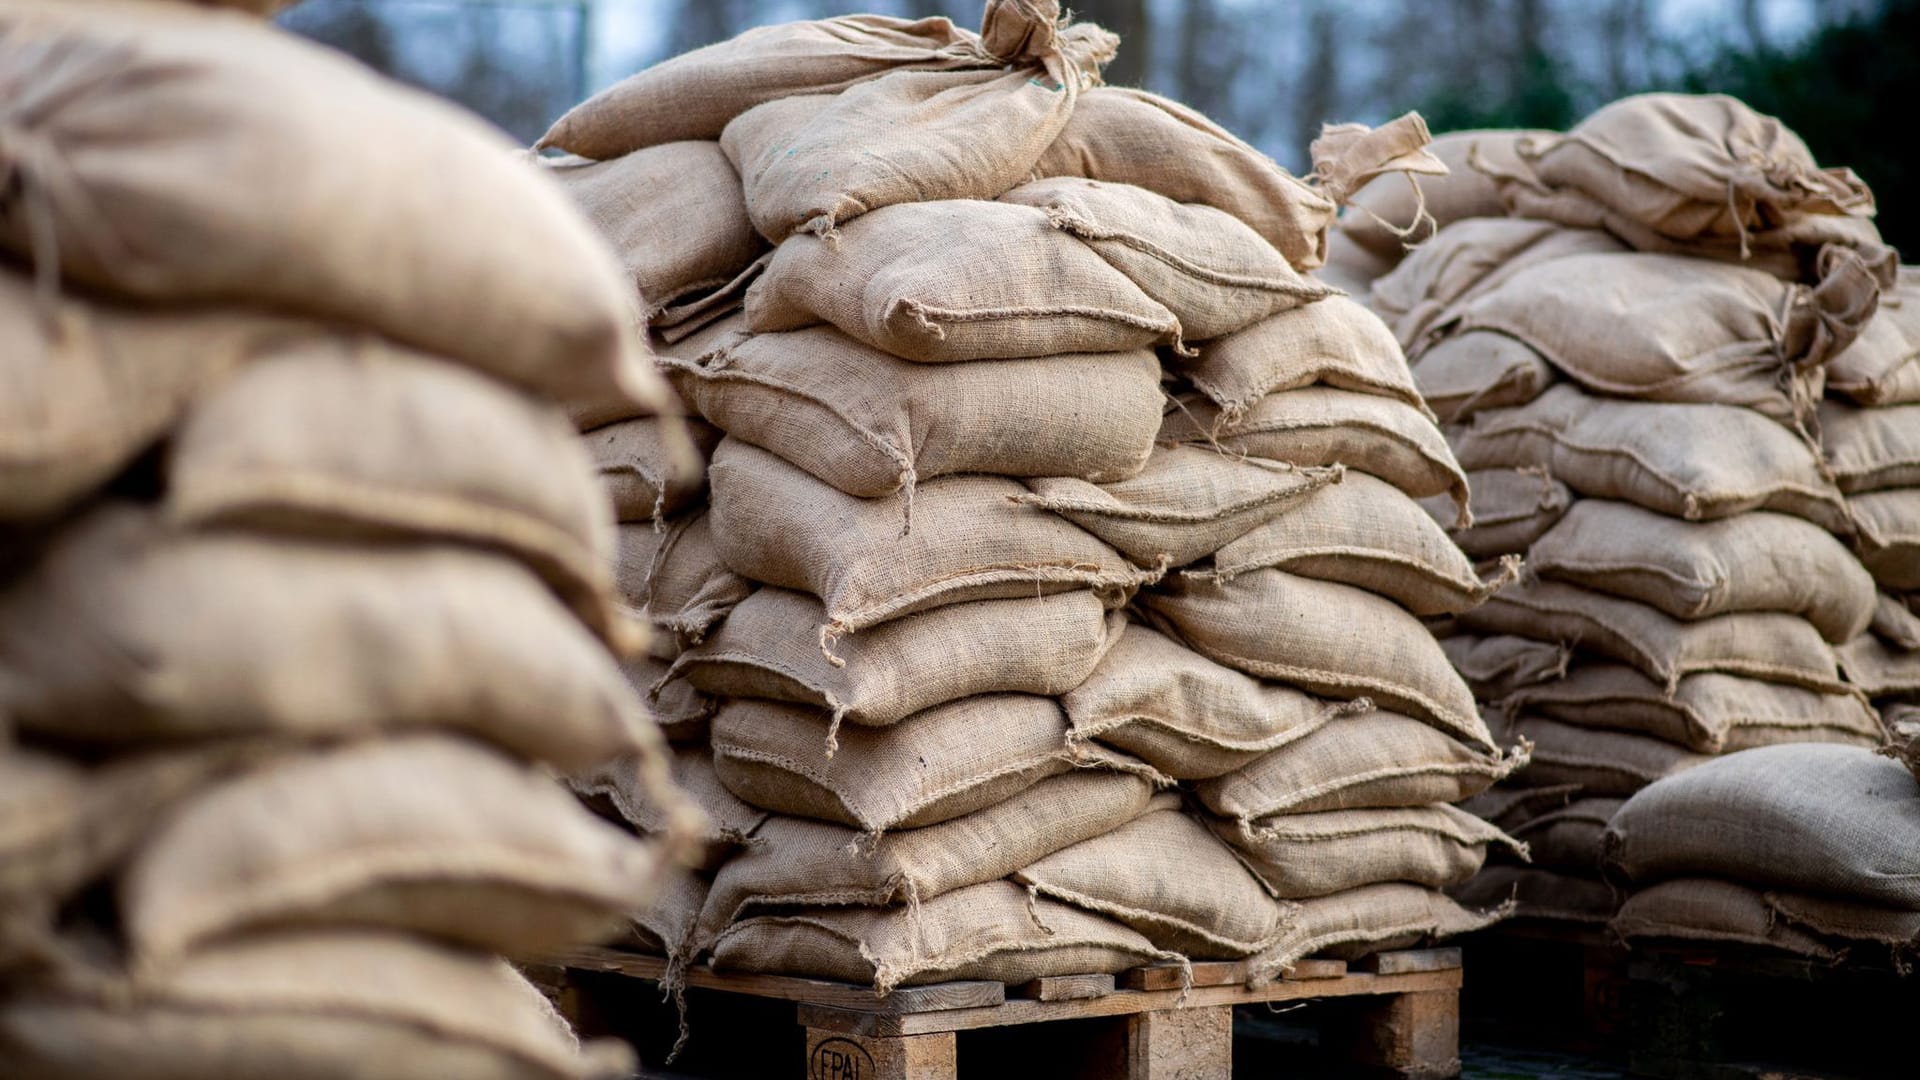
top-left (1460, 1044), bottom-right (1630, 1080)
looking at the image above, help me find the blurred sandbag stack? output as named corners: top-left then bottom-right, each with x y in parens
top-left (0, 4), bottom-right (699, 1077)
top-left (1604, 744), bottom-right (1920, 963)
top-left (536, 0), bottom-right (1524, 996)
top-left (1335, 94), bottom-right (1897, 931)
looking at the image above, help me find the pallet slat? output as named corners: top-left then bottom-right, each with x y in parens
top-left (1012, 973), bottom-right (1114, 1001)
top-left (550, 946), bottom-right (1006, 1013)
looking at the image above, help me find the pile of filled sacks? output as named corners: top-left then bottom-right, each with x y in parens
top-left (1334, 94), bottom-right (1901, 931)
top-left (537, 0), bottom-right (1533, 1003)
top-left (0, 4), bottom-right (698, 1078)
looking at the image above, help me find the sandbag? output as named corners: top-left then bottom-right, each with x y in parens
top-left (1870, 591), bottom-right (1920, 651)
top-left (126, 737), bottom-right (681, 964)
top-left (1249, 883), bottom-right (1502, 983)
top-left (623, 867), bottom-right (708, 959)
top-left (1457, 784), bottom-right (1585, 830)
top-left (708, 440), bottom-right (1151, 640)
top-left (537, 14), bottom-right (988, 157)
top-left (614, 514), bottom-right (753, 657)
top-left (746, 199), bottom-right (1180, 361)
top-left (1508, 797), bottom-right (1620, 874)
top-left (1172, 296), bottom-right (1429, 425)
top-left (1764, 890), bottom-right (1920, 952)
top-left (1342, 130), bottom-right (1548, 258)
top-left (1838, 633), bottom-right (1920, 699)
top-left (1141, 568), bottom-right (1493, 750)
top-left (1449, 384), bottom-right (1850, 531)
top-left (167, 336), bottom-right (621, 641)
top-left (1527, 500), bottom-right (1876, 642)
top-left (1440, 634), bottom-right (1569, 701)
top-left (0, 0), bottom-right (666, 417)
top-left (619, 656), bottom-right (714, 744)
top-left (1612, 878), bottom-right (1838, 958)
top-left (673, 588), bottom-right (1124, 728)
top-left (1827, 267), bottom-right (1920, 406)
top-left (569, 747), bottom-right (764, 874)
top-left (710, 695), bottom-right (1153, 834)
top-left (1500, 716), bottom-right (1708, 797)
top-left (539, 142), bottom-right (763, 321)
top-left (697, 773), bottom-right (1162, 944)
top-left (723, 5), bottom-right (1114, 241)
top-left (1013, 445), bottom-right (1340, 567)
top-left (1015, 808), bottom-right (1289, 959)
top-left (0, 930), bottom-right (635, 1080)
top-left (1421, 467), bottom-right (1570, 559)
top-left (1852, 489), bottom-right (1920, 591)
top-left (707, 880), bottom-right (1167, 995)
top-left (664, 327), bottom-right (1161, 499)
top-left (1215, 804), bottom-right (1520, 900)
top-left (1159, 389), bottom-right (1469, 513)
top-left (1062, 624), bottom-right (1352, 781)
top-left (1412, 331), bottom-right (1558, 424)
top-left (1605, 744), bottom-right (1920, 907)
top-left (999, 177), bottom-right (1331, 342)
top-left (1458, 579), bottom-right (1847, 693)
top-left (1202, 471), bottom-right (1509, 616)
top-left (1507, 664), bottom-right (1883, 755)
top-left (1319, 229), bottom-right (1397, 299)
top-left (586, 416), bottom-right (720, 524)
top-left (1195, 709), bottom-right (1523, 823)
top-left (1451, 865), bottom-right (1618, 925)
top-left (0, 506), bottom-right (652, 771)
top-left (1821, 400), bottom-right (1920, 494)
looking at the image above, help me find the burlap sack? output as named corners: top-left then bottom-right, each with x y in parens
top-left (1827, 267), bottom-right (1920, 406)
top-left (1838, 633), bottom-right (1920, 698)
top-left (1195, 709), bottom-right (1523, 823)
top-left (710, 695), bottom-right (1155, 834)
top-left (746, 199), bottom-right (1181, 361)
top-left (1318, 230), bottom-right (1398, 300)
top-left (539, 141), bottom-right (764, 322)
top-left (1508, 664), bottom-right (1882, 755)
top-left (1764, 890), bottom-right (1920, 951)
top-left (1440, 634), bottom-right (1570, 701)
top-left (1213, 804), bottom-right (1521, 901)
top-left (1449, 384), bottom-right (1850, 531)
top-left (1412, 331), bottom-right (1559, 424)
top-left (1527, 500), bottom-right (1876, 642)
top-left (1458, 579), bottom-right (1847, 693)
top-left (1015, 808), bottom-right (1290, 959)
top-left (0, 0), bottom-right (667, 419)
top-left (1172, 296), bottom-right (1429, 425)
top-left (1508, 798), bottom-right (1619, 875)
top-left (708, 880), bottom-right (1168, 994)
top-left (1820, 400), bottom-right (1920, 494)
top-left (1421, 467), bottom-right (1570, 559)
top-left (619, 657), bottom-right (713, 744)
top-left (1341, 130), bottom-right (1550, 258)
top-left (167, 337), bottom-right (623, 642)
top-left (1201, 471), bottom-right (1511, 616)
top-left (587, 416), bottom-right (720, 525)
top-left (1451, 865), bottom-right (1618, 925)
top-left (663, 327), bottom-right (1161, 499)
top-left (124, 736), bottom-right (679, 965)
top-left (999, 177), bottom-right (1331, 342)
top-left (1853, 490), bottom-right (1920, 591)
top-left (1248, 883), bottom-right (1503, 984)
top-left (1871, 591), bottom-right (1920, 651)
top-left (1370, 219), bottom-right (1627, 351)
top-left (0, 930), bottom-right (635, 1080)
top-left (0, 271), bottom-right (269, 521)
top-left (538, 14), bottom-right (989, 157)
top-left (1443, 251), bottom-right (1879, 423)
top-left (1030, 86), bottom-right (1339, 270)
top-left (570, 747), bottom-right (764, 874)
top-left (1062, 624), bottom-right (1354, 781)
top-left (1611, 878), bottom-right (1837, 957)
top-left (1457, 784), bottom-right (1585, 831)
top-left (0, 507), bottom-right (652, 771)
top-left (697, 774), bottom-right (1162, 945)
top-left (673, 588), bottom-right (1124, 728)
top-left (622, 866), bottom-right (709, 959)
top-left (1605, 744), bottom-right (1920, 907)
top-left (1499, 716), bottom-right (1708, 797)
top-left (614, 514), bottom-right (753, 658)
top-left (708, 440), bottom-right (1151, 640)
top-left (1014, 446), bottom-right (1340, 568)
top-left (1141, 568), bottom-right (1493, 749)
top-left (1159, 389), bottom-right (1469, 514)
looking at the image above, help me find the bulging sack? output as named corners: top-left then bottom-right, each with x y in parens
top-left (0, 0), bottom-right (667, 418)
top-left (618, 656), bottom-right (714, 744)
top-left (0, 507), bottom-right (653, 771)
top-left (1827, 267), bottom-right (1920, 406)
top-left (1820, 399), bottom-right (1920, 494)
top-left (1172, 296), bottom-right (1429, 425)
top-left (708, 439), bottom-right (1152, 641)
top-left (1499, 716), bottom-right (1708, 797)
top-left (1527, 500), bottom-right (1876, 642)
top-left (673, 587), bottom-right (1125, 728)
top-left (1063, 624), bottom-right (1352, 781)
top-left (570, 746), bottom-right (765, 875)
top-left (664, 327), bottom-right (1162, 499)
top-left (1851, 489), bottom-right (1920, 591)
top-left (1340, 129), bottom-right (1549, 258)
top-left (1507, 797), bottom-right (1621, 874)
top-left (1451, 866), bottom-right (1618, 925)
top-left (746, 199), bottom-right (1180, 362)
top-left (1420, 467), bottom-right (1570, 559)
top-left (1612, 878), bottom-right (1838, 958)
top-left (586, 416), bottom-right (720, 525)
top-left (1213, 804), bottom-right (1521, 900)
top-left (1142, 568), bottom-right (1493, 750)
top-left (123, 736), bottom-right (679, 965)
top-left (614, 513), bottom-right (753, 657)
top-left (999, 177), bottom-right (1331, 342)
top-left (1412, 330), bottom-right (1559, 424)
top-left (1440, 633), bottom-right (1569, 701)
top-left (1248, 883), bottom-right (1503, 984)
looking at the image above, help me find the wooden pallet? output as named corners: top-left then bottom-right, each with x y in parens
top-left (541, 944), bottom-right (1464, 1079)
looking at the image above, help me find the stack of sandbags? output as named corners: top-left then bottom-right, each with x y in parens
top-left (542, 1), bottom-right (1521, 996)
top-left (0, 4), bottom-right (698, 1078)
top-left (1348, 95), bottom-right (1897, 931)
top-left (1604, 744), bottom-right (1920, 963)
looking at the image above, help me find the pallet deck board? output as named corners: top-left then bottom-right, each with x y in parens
top-left (547, 946), bottom-right (1006, 1013)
